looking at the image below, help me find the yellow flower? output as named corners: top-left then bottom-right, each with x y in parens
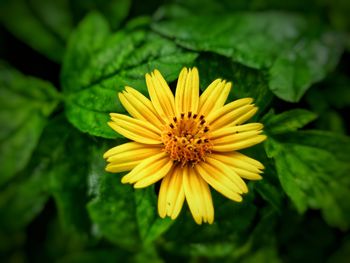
top-left (104, 67), bottom-right (266, 224)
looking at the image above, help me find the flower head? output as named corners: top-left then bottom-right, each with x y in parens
top-left (104, 67), bottom-right (266, 224)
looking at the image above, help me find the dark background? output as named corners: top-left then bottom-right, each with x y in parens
top-left (1, 0), bottom-right (350, 262)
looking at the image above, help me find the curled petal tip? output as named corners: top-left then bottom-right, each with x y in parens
top-left (121, 176), bottom-right (129, 184)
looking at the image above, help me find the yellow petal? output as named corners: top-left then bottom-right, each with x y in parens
top-left (205, 157), bottom-right (248, 193)
top-left (195, 163), bottom-right (243, 202)
top-left (167, 168), bottom-right (185, 219)
top-left (212, 130), bottom-right (263, 145)
top-left (146, 70), bottom-right (175, 120)
top-left (206, 157), bottom-right (248, 193)
top-left (190, 68), bottom-right (200, 113)
top-left (232, 107), bottom-right (259, 126)
top-left (230, 152), bottom-right (265, 170)
top-left (158, 166), bottom-right (186, 220)
top-left (104, 142), bottom-right (161, 173)
top-left (121, 152), bottom-right (169, 183)
top-left (134, 160), bottom-right (173, 188)
top-left (210, 152), bottom-right (263, 174)
top-left (105, 142), bottom-right (161, 163)
top-left (198, 79), bottom-right (221, 108)
top-left (158, 172), bottom-right (171, 218)
top-left (106, 161), bottom-right (140, 173)
top-left (109, 113), bottom-right (161, 144)
top-left (103, 142), bottom-right (143, 159)
top-left (210, 123), bottom-right (264, 139)
top-left (175, 67), bottom-right (199, 114)
top-left (198, 79), bottom-right (231, 116)
top-left (212, 135), bottom-right (267, 152)
top-left (119, 87), bottom-right (164, 128)
top-left (206, 98), bottom-right (254, 129)
top-left (107, 148), bottom-right (160, 163)
top-left (212, 152), bottom-right (263, 180)
top-left (230, 168), bottom-right (262, 180)
top-left (183, 166), bottom-right (212, 225)
top-left (194, 168), bottom-right (214, 224)
top-left (174, 68), bottom-right (187, 115)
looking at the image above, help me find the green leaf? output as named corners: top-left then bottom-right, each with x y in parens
top-left (0, 0), bottom-right (72, 62)
top-left (156, 0), bottom-right (330, 18)
top-left (196, 53), bottom-right (273, 113)
top-left (132, 245), bottom-right (163, 263)
top-left (254, 175), bottom-right (284, 212)
top-left (0, 0), bottom-right (131, 62)
top-left (62, 12), bottom-right (198, 138)
top-left (71, 0), bottom-right (131, 30)
top-left (152, 12), bottom-right (344, 102)
top-left (87, 141), bottom-right (174, 248)
top-left (242, 145), bottom-right (284, 212)
top-left (152, 12), bottom-right (305, 69)
top-left (265, 130), bottom-right (350, 229)
top-left (272, 130), bottom-right (350, 162)
top-left (0, 115), bottom-right (91, 236)
top-left (135, 187), bottom-right (174, 245)
top-left (58, 249), bottom-right (130, 263)
top-left (87, 141), bottom-right (140, 250)
top-left (58, 246), bottom-right (163, 263)
top-left (246, 207), bottom-right (279, 247)
top-left (161, 193), bottom-right (257, 257)
top-left (0, 64), bottom-right (59, 186)
top-left (269, 31), bottom-right (344, 102)
top-left (0, 170), bottom-right (49, 233)
top-left (263, 109), bottom-right (317, 134)
top-left (46, 117), bottom-right (92, 236)
top-left (240, 245), bottom-right (281, 263)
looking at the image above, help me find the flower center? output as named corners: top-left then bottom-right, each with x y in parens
top-left (161, 112), bottom-right (212, 166)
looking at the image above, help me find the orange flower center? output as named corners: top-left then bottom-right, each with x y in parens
top-left (161, 112), bottom-right (212, 166)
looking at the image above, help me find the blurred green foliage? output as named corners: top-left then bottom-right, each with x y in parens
top-left (61, 12), bottom-right (197, 138)
top-left (0, 0), bottom-right (350, 262)
top-left (0, 0), bottom-right (131, 62)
